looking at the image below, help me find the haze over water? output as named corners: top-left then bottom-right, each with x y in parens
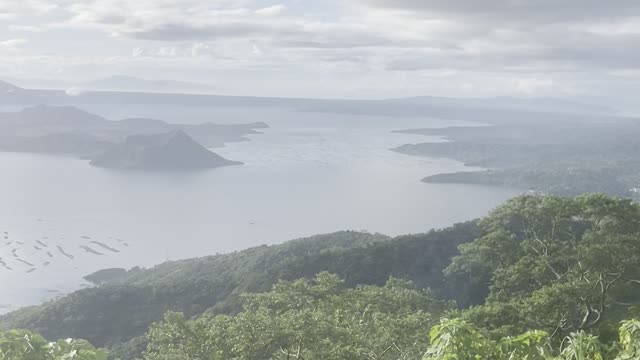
top-left (0, 104), bottom-right (520, 312)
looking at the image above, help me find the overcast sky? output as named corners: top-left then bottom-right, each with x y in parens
top-left (1, 0), bottom-right (640, 102)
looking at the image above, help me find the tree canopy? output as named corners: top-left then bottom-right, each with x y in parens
top-left (0, 329), bottom-right (107, 360)
top-left (447, 194), bottom-right (640, 338)
top-left (144, 273), bottom-right (451, 360)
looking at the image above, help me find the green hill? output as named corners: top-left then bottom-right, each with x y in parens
top-left (3, 193), bottom-right (640, 360)
top-left (0, 225), bottom-right (481, 359)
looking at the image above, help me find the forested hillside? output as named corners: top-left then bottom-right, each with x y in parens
top-left (3, 193), bottom-right (640, 359)
top-left (143, 275), bottom-right (640, 360)
top-left (0, 225), bottom-right (481, 358)
top-left (393, 120), bottom-right (640, 199)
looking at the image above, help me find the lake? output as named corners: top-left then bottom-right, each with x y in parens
top-left (0, 104), bottom-right (520, 312)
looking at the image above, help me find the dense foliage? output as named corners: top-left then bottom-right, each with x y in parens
top-left (449, 194), bottom-right (640, 339)
top-left (423, 318), bottom-right (640, 360)
top-left (140, 279), bottom-right (640, 360)
top-left (144, 273), bottom-right (450, 360)
top-left (0, 329), bottom-right (107, 360)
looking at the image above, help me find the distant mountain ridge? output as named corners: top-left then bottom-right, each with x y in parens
top-left (4, 76), bottom-right (216, 95)
top-left (0, 79), bottom-right (625, 120)
top-left (0, 80), bottom-right (22, 93)
top-left (0, 80), bottom-right (45, 105)
top-left (16, 105), bottom-right (108, 127)
top-left (387, 95), bottom-right (617, 115)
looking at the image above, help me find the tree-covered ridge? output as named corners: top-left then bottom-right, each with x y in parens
top-left (0, 231), bottom-right (391, 347)
top-left (4, 193), bottom-right (640, 359)
top-left (1, 226), bottom-right (483, 358)
top-left (138, 194), bottom-right (640, 359)
top-left (392, 121), bottom-right (640, 199)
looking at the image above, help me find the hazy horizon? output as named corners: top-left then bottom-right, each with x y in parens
top-left (1, 1), bottom-right (640, 109)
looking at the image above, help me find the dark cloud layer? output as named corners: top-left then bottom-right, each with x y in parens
top-left (361, 0), bottom-right (640, 23)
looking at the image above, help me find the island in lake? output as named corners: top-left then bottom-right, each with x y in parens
top-left (91, 130), bottom-right (242, 170)
top-left (0, 104), bottom-right (268, 170)
top-left (83, 267), bottom-right (138, 285)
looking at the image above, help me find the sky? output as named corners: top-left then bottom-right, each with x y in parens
top-left (1, 0), bottom-right (640, 103)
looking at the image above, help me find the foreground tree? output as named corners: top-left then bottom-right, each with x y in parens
top-left (614, 319), bottom-right (640, 360)
top-left (144, 273), bottom-right (451, 360)
top-left (446, 194), bottom-right (640, 337)
top-left (423, 318), bottom-right (552, 360)
top-left (423, 318), bottom-right (640, 360)
top-left (0, 329), bottom-right (107, 360)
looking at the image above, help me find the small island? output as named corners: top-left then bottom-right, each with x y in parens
top-left (0, 104), bottom-right (268, 171)
top-left (90, 130), bottom-right (242, 170)
top-left (83, 268), bottom-right (127, 285)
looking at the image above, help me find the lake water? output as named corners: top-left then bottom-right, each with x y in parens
top-left (0, 104), bottom-right (520, 312)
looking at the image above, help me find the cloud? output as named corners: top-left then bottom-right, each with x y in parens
top-left (580, 17), bottom-right (640, 35)
top-left (0, 0), bottom-right (60, 19)
top-left (358, 0), bottom-right (640, 24)
top-left (56, 1), bottom-right (396, 50)
top-left (2, 0), bottom-right (640, 100)
top-left (121, 22), bottom-right (275, 41)
top-left (131, 47), bottom-right (145, 57)
top-left (347, 0), bottom-right (640, 72)
top-left (65, 86), bottom-right (85, 96)
top-left (515, 77), bottom-right (555, 94)
top-left (254, 4), bottom-right (287, 16)
top-left (0, 38), bottom-right (28, 50)
top-left (38, 0), bottom-right (640, 70)
top-left (7, 25), bottom-right (42, 32)
top-left (251, 43), bottom-right (262, 55)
